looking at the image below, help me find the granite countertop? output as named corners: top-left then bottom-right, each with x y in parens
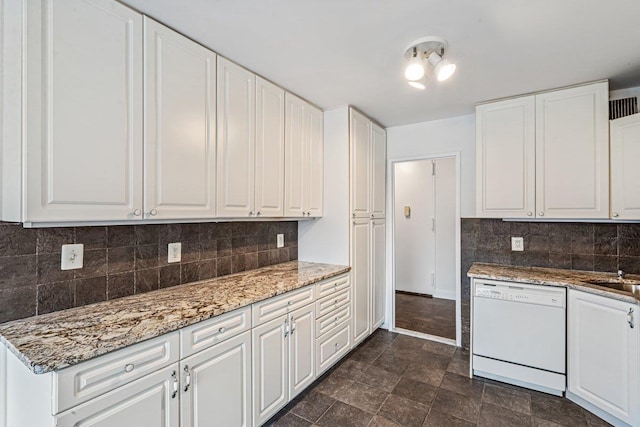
top-left (468, 263), bottom-right (640, 304)
top-left (0, 261), bottom-right (349, 374)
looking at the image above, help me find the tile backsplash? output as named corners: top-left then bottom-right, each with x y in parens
top-left (0, 221), bottom-right (298, 323)
top-left (460, 219), bottom-right (640, 348)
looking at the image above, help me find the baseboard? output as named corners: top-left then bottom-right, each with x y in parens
top-left (395, 290), bottom-right (432, 298)
top-left (433, 289), bottom-right (456, 300)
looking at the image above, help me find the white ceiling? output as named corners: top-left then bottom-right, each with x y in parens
top-left (122, 0), bottom-right (640, 127)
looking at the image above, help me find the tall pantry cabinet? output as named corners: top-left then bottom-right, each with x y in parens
top-left (350, 108), bottom-right (387, 347)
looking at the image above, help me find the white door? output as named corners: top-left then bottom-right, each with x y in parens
top-left (610, 114), bottom-right (640, 220)
top-left (181, 331), bottom-right (251, 427)
top-left (252, 315), bottom-right (289, 426)
top-left (371, 219), bottom-right (386, 330)
top-left (568, 290), bottom-right (639, 426)
top-left (475, 96), bottom-right (535, 218)
top-left (143, 18), bottom-right (216, 220)
top-left (289, 304), bottom-right (315, 399)
top-left (371, 123), bottom-right (386, 219)
top-left (305, 104), bottom-right (324, 217)
top-left (284, 93), bottom-right (306, 217)
top-left (255, 77), bottom-right (285, 217)
top-left (217, 57), bottom-right (256, 217)
top-left (350, 109), bottom-right (371, 218)
top-left (535, 82), bottom-right (609, 218)
top-left (55, 365), bottom-right (179, 427)
top-left (25, 0), bottom-right (143, 222)
top-left (351, 218), bottom-right (371, 346)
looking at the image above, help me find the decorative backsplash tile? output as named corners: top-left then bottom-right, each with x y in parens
top-left (460, 219), bottom-right (640, 348)
top-left (0, 221), bottom-right (298, 323)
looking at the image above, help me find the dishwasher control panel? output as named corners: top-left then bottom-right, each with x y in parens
top-left (475, 282), bottom-right (565, 307)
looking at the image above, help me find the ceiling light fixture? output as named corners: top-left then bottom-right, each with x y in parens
top-left (404, 37), bottom-right (456, 89)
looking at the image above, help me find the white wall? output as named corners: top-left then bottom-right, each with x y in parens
top-left (387, 114), bottom-right (476, 217)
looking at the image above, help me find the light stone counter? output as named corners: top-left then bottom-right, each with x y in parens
top-left (0, 261), bottom-right (349, 374)
top-left (468, 263), bottom-right (640, 304)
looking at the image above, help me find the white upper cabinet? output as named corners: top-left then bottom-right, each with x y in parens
top-left (255, 77), bottom-right (285, 217)
top-left (476, 96), bottom-right (536, 218)
top-left (284, 93), bottom-right (324, 217)
top-left (350, 109), bottom-right (371, 218)
top-left (216, 58), bottom-right (256, 217)
top-left (144, 18), bottom-right (216, 220)
top-left (610, 114), bottom-right (640, 220)
top-left (371, 123), bottom-right (387, 218)
top-left (536, 82), bottom-right (609, 218)
top-left (475, 81), bottom-right (609, 219)
top-left (24, 0), bottom-right (143, 222)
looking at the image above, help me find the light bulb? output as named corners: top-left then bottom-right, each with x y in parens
top-left (404, 55), bottom-right (425, 81)
top-left (435, 61), bottom-right (456, 81)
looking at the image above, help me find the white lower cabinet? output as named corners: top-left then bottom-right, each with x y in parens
top-left (568, 290), bottom-right (639, 426)
top-left (181, 331), bottom-right (252, 427)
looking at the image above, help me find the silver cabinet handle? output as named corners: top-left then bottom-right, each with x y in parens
top-left (183, 365), bottom-right (191, 392)
top-left (171, 371), bottom-right (178, 398)
top-left (218, 326), bottom-right (226, 334)
top-left (290, 317), bottom-right (296, 335)
top-left (124, 363), bottom-right (134, 373)
top-left (628, 308), bottom-right (634, 329)
top-left (149, 209), bottom-right (157, 216)
top-left (527, 212), bottom-right (533, 216)
top-left (133, 209), bottom-right (141, 216)
top-left (538, 212), bottom-right (544, 216)
top-left (284, 318), bottom-right (289, 337)
top-left (613, 212), bottom-right (619, 218)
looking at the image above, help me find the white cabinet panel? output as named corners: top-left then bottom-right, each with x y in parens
top-left (371, 123), bottom-right (386, 218)
top-left (610, 114), bottom-right (640, 220)
top-left (180, 306), bottom-right (251, 359)
top-left (289, 304), bottom-right (315, 399)
top-left (371, 219), bottom-right (386, 330)
top-left (535, 82), bottom-right (609, 218)
top-left (316, 320), bottom-right (351, 376)
top-left (256, 77), bottom-right (285, 217)
top-left (217, 57), bottom-right (256, 217)
top-left (306, 104), bottom-right (324, 217)
top-left (568, 290), bottom-right (639, 426)
top-left (55, 365), bottom-right (179, 427)
top-left (350, 108), bottom-right (371, 218)
top-left (181, 331), bottom-right (251, 427)
top-left (351, 219), bottom-right (371, 346)
top-left (476, 96), bottom-right (536, 218)
top-left (284, 93), bottom-right (306, 217)
top-left (144, 18), bottom-right (216, 220)
top-left (25, 0), bottom-right (143, 221)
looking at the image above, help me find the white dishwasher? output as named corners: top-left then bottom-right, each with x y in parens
top-left (472, 279), bottom-right (566, 396)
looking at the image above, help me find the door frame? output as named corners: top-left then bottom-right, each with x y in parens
top-left (387, 152), bottom-right (461, 346)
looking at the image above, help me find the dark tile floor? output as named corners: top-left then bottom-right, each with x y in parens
top-left (395, 293), bottom-right (456, 340)
top-left (266, 329), bottom-right (611, 427)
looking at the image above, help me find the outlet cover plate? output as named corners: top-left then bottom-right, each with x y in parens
top-left (168, 242), bottom-right (182, 263)
top-left (61, 244), bottom-right (84, 270)
top-left (277, 234), bottom-right (284, 248)
top-left (511, 237), bottom-right (524, 252)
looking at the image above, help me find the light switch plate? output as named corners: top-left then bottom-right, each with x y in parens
top-left (61, 244), bottom-right (84, 270)
top-left (168, 242), bottom-right (182, 263)
top-left (511, 237), bottom-right (524, 252)
top-left (277, 234), bottom-right (284, 248)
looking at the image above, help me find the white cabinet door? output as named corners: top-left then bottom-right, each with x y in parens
top-left (371, 123), bottom-right (386, 219)
top-left (143, 18), bottom-right (216, 220)
top-left (568, 290), bottom-right (639, 426)
top-left (475, 96), bottom-right (536, 218)
top-left (55, 365), bottom-right (179, 427)
top-left (217, 57), bottom-right (256, 217)
top-left (289, 304), bottom-right (315, 399)
top-left (610, 114), bottom-right (640, 220)
top-left (535, 82), bottom-right (609, 218)
top-left (255, 77), bottom-right (285, 217)
top-left (350, 108), bottom-right (371, 218)
top-left (181, 331), bottom-right (251, 427)
top-left (351, 218), bottom-right (371, 346)
top-left (25, 0), bottom-right (143, 222)
top-left (306, 104), bottom-right (324, 217)
top-left (371, 219), bottom-right (386, 330)
top-left (284, 93), bottom-right (306, 217)
top-left (252, 315), bottom-right (289, 426)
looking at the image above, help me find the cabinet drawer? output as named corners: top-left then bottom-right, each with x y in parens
top-left (252, 286), bottom-right (315, 326)
top-left (53, 332), bottom-right (179, 414)
top-left (315, 274), bottom-right (350, 299)
top-left (316, 304), bottom-right (350, 338)
top-left (180, 306), bottom-right (251, 358)
top-left (315, 288), bottom-right (350, 319)
top-left (315, 320), bottom-right (351, 376)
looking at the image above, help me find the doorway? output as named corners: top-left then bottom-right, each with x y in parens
top-left (391, 156), bottom-right (459, 343)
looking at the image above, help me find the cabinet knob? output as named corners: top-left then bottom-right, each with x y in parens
top-left (613, 212), bottom-right (619, 218)
top-left (133, 209), bottom-right (141, 216)
top-left (257, 211), bottom-right (262, 216)
top-left (124, 363), bottom-right (134, 373)
top-left (149, 209), bottom-right (157, 216)
top-left (218, 326), bottom-right (226, 334)
top-left (371, 214), bottom-right (374, 218)
top-left (527, 212), bottom-right (533, 216)
top-left (249, 211), bottom-right (254, 216)
top-left (538, 212), bottom-right (544, 217)
top-left (352, 213), bottom-right (356, 218)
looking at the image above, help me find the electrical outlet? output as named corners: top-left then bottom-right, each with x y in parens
top-left (61, 244), bottom-right (84, 270)
top-left (277, 234), bottom-right (284, 248)
top-left (511, 237), bottom-right (524, 252)
top-left (168, 242), bottom-right (182, 263)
